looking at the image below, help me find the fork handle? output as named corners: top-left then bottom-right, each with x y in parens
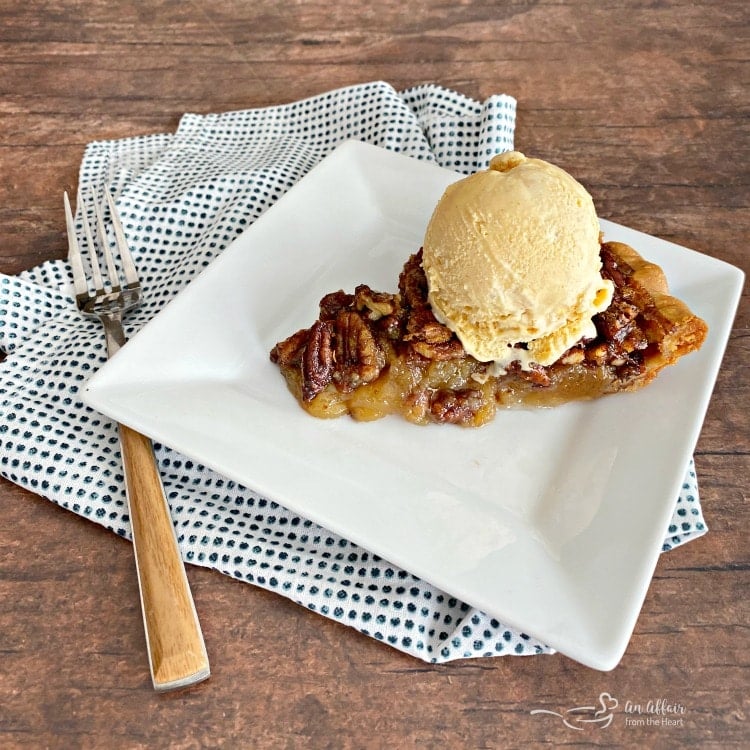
top-left (119, 423), bottom-right (210, 691)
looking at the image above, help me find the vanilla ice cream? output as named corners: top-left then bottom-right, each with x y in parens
top-left (422, 151), bottom-right (614, 369)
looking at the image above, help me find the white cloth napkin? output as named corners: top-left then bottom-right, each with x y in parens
top-left (0, 81), bottom-right (707, 662)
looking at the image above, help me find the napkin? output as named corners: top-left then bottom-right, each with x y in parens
top-left (0, 81), bottom-right (707, 662)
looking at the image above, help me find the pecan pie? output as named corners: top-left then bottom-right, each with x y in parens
top-left (270, 241), bottom-right (708, 426)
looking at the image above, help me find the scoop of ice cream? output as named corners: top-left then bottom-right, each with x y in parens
top-left (422, 151), bottom-right (613, 369)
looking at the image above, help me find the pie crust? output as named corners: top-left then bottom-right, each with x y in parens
top-left (270, 241), bottom-right (708, 426)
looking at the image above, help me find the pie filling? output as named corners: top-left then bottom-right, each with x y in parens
top-left (270, 241), bottom-right (708, 426)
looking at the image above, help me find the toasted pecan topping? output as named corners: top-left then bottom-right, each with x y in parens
top-left (355, 285), bottom-right (396, 319)
top-left (332, 310), bottom-right (385, 392)
top-left (270, 328), bottom-right (308, 368)
top-left (428, 388), bottom-right (484, 424)
top-left (319, 290), bottom-right (354, 321)
top-left (301, 320), bottom-right (335, 400)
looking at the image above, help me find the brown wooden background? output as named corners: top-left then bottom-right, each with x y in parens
top-left (1, 1), bottom-right (748, 748)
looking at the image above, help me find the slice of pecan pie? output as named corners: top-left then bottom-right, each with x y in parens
top-left (270, 241), bottom-right (707, 427)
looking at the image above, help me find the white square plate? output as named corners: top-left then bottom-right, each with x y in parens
top-left (83, 141), bottom-right (744, 670)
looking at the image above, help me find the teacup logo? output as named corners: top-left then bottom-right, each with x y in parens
top-left (530, 692), bottom-right (618, 731)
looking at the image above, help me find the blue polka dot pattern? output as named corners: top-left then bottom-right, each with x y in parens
top-left (0, 82), bottom-right (706, 663)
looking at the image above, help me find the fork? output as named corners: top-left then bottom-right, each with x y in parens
top-left (64, 190), bottom-right (210, 692)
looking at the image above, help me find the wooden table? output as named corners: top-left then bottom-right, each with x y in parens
top-left (1, 1), bottom-right (747, 747)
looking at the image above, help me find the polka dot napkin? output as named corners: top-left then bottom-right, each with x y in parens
top-left (0, 82), bottom-right (706, 662)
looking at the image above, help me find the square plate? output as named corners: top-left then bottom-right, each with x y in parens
top-left (83, 141), bottom-right (744, 670)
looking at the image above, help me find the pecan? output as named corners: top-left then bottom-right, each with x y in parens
top-left (584, 342), bottom-right (610, 366)
top-left (398, 251), bottom-right (430, 310)
top-left (410, 339), bottom-right (466, 361)
top-left (621, 327), bottom-right (649, 353)
top-left (332, 311), bottom-right (385, 392)
top-left (395, 252), bottom-right (467, 360)
top-left (559, 347), bottom-right (585, 365)
top-left (270, 328), bottom-right (308, 367)
top-left (376, 312), bottom-right (403, 340)
top-left (616, 355), bottom-right (646, 381)
top-left (354, 285), bottom-right (396, 320)
top-left (405, 307), bottom-right (452, 344)
top-left (600, 244), bottom-right (630, 288)
top-left (404, 389), bottom-right (430, 423)
top-left (301, 320), bottom-right (335, 401)
top-left (429, 388), bottom-right (483, 424)
top-left (319, 290), bottom-right (355, 321)
top-left (507, 361), bottom-right (552, 387)
top-left (524, 365), bottom-right (553, 387)
top-left (594, 298), bottom-right (640, 344)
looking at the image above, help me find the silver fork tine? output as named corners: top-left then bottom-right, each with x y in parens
top-left (106, 191), bottom-right (139, 287)
top-left (93, 197), bottom-right (120, 290)
top-left (80, 189), bottom-right (105, 293)
top-left (64, 191), bottom-right (90, 299)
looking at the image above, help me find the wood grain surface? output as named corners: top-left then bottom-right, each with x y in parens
top-left (1, 1), bottom-right (747, 748)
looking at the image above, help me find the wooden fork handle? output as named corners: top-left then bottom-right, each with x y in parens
top-left (119, 423), bottom-right (210, 691)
